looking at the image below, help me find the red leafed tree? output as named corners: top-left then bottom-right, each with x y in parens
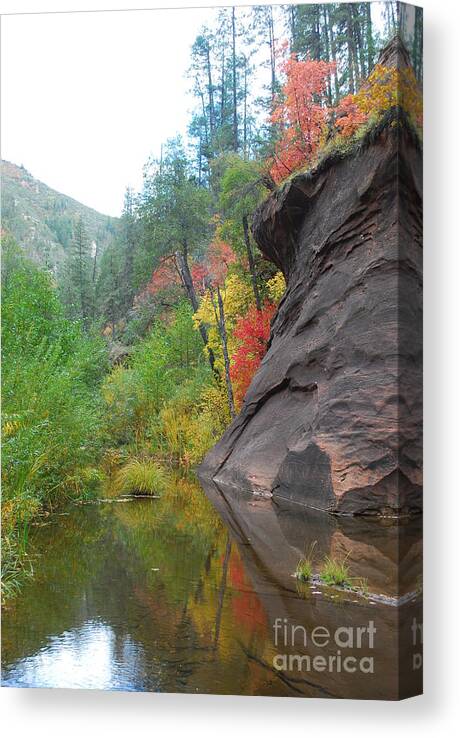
top-left (137, 239), bottom-right (235, 304)
top-left (230, 301), bottom-right (276, 406)
top-left (146, 258), bottom-right (180, 294)
top-left (135, 257), bottom-right (181, 305)
top-left (269, 55), bottom-right (335, 184)
top-left (192, 238), bottom-right (236, 293)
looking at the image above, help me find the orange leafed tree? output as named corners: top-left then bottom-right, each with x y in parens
top-left (269, 54), bottom-right (335, 184)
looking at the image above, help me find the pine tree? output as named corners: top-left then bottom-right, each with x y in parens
top-left (120, 187), bottom-right (137, 312)
top-left (61, 216), bottom-right (94, 329)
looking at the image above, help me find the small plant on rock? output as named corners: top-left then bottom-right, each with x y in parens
top-left (295, 541), bottom-right (317, 582)
top-left (320, 553), bottom-right (352, 587)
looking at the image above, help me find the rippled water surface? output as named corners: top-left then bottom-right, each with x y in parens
top-left (1, 477), bottom-right (422, 698)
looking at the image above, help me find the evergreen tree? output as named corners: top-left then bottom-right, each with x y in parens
top-left (120, 187), bottom-right (137, 312)
top-left (138, 139), bottom-right (217, 373)
top-left (61, 216), bottom-right (94, 329)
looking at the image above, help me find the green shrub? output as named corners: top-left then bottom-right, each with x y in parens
top-left (1, 241), bottom-right (108, 599)
top-left (295, 558), bottom-right (313, 582)
top-left (114, 459), bottom-right (169, 496)
top-left (320, 554), bottom-right (352, 587)
top-left (294, 541), bottom-right (317, 582)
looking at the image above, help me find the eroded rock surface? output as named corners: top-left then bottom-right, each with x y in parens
top-left (200, 113), bottom-right (422, 515)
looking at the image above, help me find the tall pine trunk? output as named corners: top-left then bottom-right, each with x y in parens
top-left (365, 3), bottom-right (375, 73)
top-left (175, 244), bottom-right (217, 377)
top-left (231, 6), bottom-right (238, 152)
top-left (205, 39), bottom-right (215, 137)
top-left (210, 284), bottom-right (236, 419)
top-left (346, 5), bottom-right (356, 94)
top-left (328, 7), bottom-right (340, 103)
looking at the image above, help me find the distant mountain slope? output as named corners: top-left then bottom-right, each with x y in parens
top-left (1, 160), bottom-right (119, 272)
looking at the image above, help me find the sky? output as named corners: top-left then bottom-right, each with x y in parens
top-left (1, 6), bottom-right (214, 217)
top-left (1, 2), bottom-right (392, 219)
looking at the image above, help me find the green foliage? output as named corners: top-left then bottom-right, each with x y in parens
top-left (320, 554), bottom-right (352, 587)
top-left (295, 558), bottom-right (313, 582)
top-left (137, 138), bottom-right (212, 269)
top-left (1, 240), bottom-right (108, 600)
top-left (114, 459), bottom-right (169, 496)
top-left (102, 301), bottom-right (210, 446)
top-left (219, 155), bottom-right (264, 223)
top-left (59, 216), bottom-right (95, 328)
top-left (294, 541), bottom-right (317, 582)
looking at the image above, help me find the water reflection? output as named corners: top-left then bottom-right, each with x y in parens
top-left (1, 476), bottom-right (422, 698)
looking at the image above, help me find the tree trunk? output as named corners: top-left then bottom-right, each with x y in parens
top-left (242, 214), bottom-right (261, 310)
top-left (205, 39), bottom-right (215, 136)
top-left (322, 5), bottom-right (332, 105)
top-left (346, 5), bottom-right (356, 94)
top-left (289, 5), bottom-right (296, 47)
top-left (328, 7), bottom-right (340, 103)
top-left (175, 245), bottom-right (217, 376)
top-left (352, 4), bottom-right (366, 82)
top-left (220, 45), bottom-right (225, 127)
top-left (210, 284), bottom-right (236, 419)
top-left (231, 6), bottom-right (238, 152)
top-left (268, 6), bottom-right (276, 105)
top-left (365, 3), bottom-right (375, 74)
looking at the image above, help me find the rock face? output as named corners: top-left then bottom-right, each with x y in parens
top-left (200, 110), bottom-right (422, 516)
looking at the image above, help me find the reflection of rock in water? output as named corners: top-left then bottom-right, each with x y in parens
top-left (200, 478), bottom-right (422, 700)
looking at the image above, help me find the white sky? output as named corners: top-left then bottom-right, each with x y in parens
top-left (1, 2), bottom-right (392, 218)
top-left (1, 6), bottom-right (214, 217)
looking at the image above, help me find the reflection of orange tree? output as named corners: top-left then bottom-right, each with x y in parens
top-left (227, 548), bottom-right (268, 637)
top-left (113, 492), bottom-right (269, 690)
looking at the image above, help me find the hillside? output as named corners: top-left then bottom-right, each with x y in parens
top-left (1, 160), bottom-right (119, 272)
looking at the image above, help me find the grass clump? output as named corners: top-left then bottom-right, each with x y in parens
top-left (295, 558), bottom-right (313, 582)
top-left (320, 553), bottom-right (352, 587)
top-left (114, 459), bottom-right (169, 497)
top-left (295, 541), bottom-right (317, 582)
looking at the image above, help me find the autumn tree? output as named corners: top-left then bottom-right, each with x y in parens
top-left (269, 53), bottom-right (335, 183)
top-left (192, 238), bottom-right (239, 417)
top-left (230, 301), bottom-right (276, 407)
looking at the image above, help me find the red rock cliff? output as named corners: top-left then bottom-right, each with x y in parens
top-left (200, 102), bottom-right (422, 516)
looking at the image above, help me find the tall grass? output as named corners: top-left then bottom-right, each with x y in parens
top-left (114, 459), bottom-right (169, 496)
top-left (320, 554), bottom-right (352, 587)
top-left (295, 541), bottom-right (317, 582)
top-left (1, 240), bottom-right (108, 601)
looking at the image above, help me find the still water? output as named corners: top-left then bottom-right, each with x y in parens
top-left (1, 476), bottom-right (422, 699)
